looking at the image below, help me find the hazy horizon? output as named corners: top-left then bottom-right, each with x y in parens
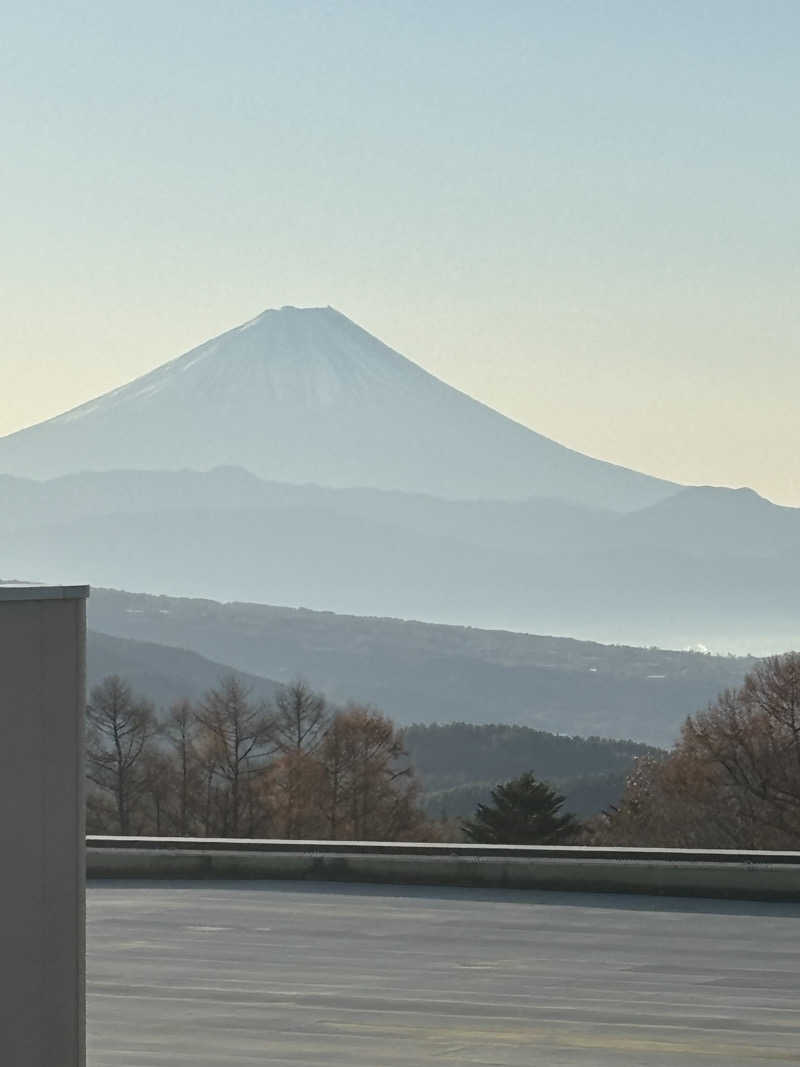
top-left (3, 3), bottom-right (799, 504)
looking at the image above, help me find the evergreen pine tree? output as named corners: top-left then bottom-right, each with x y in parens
top-left (462, 771), bottom-right (579, 844)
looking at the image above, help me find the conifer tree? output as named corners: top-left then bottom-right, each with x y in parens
top-left (462, 771), bottom-right (579, 844)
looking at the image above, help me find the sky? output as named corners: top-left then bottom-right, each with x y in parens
top-left (3, 1), bottom-right (799, 504)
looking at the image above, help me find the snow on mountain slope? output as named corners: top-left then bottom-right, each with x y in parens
top-left (0, 306), bottom-right (677, 510)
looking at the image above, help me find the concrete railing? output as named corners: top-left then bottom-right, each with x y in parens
top-left (87, 837), bottom-right (800, 901)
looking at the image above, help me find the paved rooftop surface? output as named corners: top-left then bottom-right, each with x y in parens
top-left (87, 881), bottom-right (800, 1066)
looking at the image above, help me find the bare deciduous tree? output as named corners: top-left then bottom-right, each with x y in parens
top-left (162, 699), bottom-right (204, 835)
top-left (598, 653), bottom-right (800, 848)
top-left (271, 680), bottom-right (330, 837)
top-left (141, 748), bottom-right (175, 836)
top-left (194, 675), bottom-right (275, 837)
top-left (273, 680), bottom-right (330, 755)
top-left (84, 674), bottom-right (433, 842)
top-left (86, 675), bottom-right (158, 834)
top-left (267, 750), bottom-right (328, 839)
top-left (319, 705), bottom-right (427, 840)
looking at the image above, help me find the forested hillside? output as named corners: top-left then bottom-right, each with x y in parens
top-left (404, 723), bottom-right (661, 819)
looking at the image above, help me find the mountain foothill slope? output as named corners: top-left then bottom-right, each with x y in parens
top-left (86, 586), bottom-right (754, 747)
top-left (87, 629), bottom-right (280, 710)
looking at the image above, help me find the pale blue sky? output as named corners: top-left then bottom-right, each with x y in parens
top-left (3, 2), bottom-right (799, 502)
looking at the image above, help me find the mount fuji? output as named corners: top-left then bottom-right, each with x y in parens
top-left (0, 306), bottom-right (675, 511)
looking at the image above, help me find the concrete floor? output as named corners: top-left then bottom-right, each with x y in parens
top-left (87, 881), bottom-right (800, 1066)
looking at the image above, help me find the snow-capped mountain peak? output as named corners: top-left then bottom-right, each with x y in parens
top-left (0, 305), bottom-right (676, 510)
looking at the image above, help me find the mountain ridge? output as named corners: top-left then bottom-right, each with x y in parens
top-left (86, 585), bottom-right (756, 746)
top-left (3, 465), bottom-right (798, 653)
top-left (87, 629), bottom-right (281, 709)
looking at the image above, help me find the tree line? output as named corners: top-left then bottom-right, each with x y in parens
top-left (456, 650), bottom-right (800, 849)
top-left (595, 653), bottom-right (800, 849)
top-left (86, 675), bottom-right (430, 840)
top-left (86, 653), bottom-right (800, 850)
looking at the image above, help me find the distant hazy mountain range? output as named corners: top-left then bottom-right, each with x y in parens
top-left (85, 587), bottom-right (753, 746)
top-left (0, 306), bottom-right (673, 510)
top-left (1, 305), bottom-right (797, 653)
top-left (2, 466), bottom-right (798, 651)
